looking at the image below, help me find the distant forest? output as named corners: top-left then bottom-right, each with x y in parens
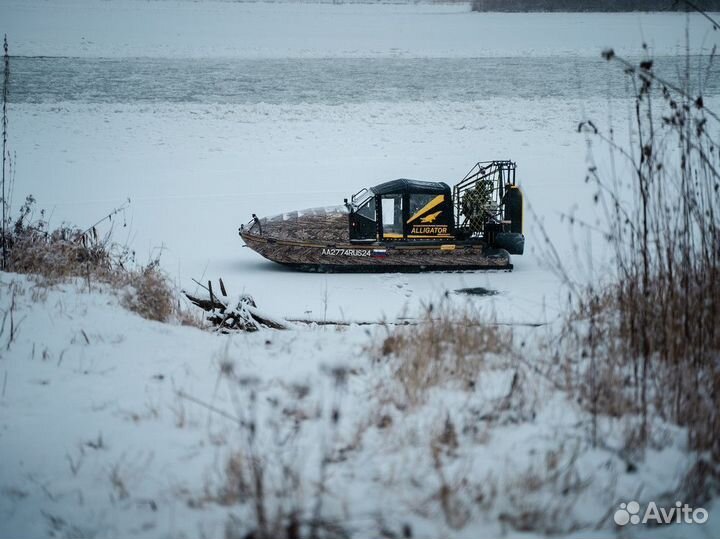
top-left (470, 0), bottom-right (720, 11)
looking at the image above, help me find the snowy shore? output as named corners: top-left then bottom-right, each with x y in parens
top-left (2, 273), bottom-right (717, 538)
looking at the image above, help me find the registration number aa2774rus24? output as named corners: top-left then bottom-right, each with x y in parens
top-left (321, 248), bottom-right (371, 257)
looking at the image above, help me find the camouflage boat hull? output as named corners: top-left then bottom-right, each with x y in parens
top-left (239, 207), bottom-right (512, 272)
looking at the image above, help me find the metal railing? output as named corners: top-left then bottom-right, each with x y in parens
top-left (453, 160), bottom-right (516, 236)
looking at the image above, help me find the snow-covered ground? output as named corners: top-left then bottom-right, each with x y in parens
top-left (1, 1), bottom-right (719, 537)
top-left (1, 274), bottom-right (717, 539)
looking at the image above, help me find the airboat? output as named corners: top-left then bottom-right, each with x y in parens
top-left (239, 160), bottom-right (524, 272)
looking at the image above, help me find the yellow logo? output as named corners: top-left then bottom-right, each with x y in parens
top-left (420, 211), bottom-right (442, 224)
top-left (411, 225), bottom-right (448, 235)
top-left (407, 195), bottom-right (445, 224)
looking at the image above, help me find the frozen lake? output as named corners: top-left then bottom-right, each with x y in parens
top-left (4, 1), bottom-right (718, 323)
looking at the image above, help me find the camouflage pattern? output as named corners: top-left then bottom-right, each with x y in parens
top-left (239, 206), bottom-right (512, 271)
top-left (249, 206), bottom-right (350, 243)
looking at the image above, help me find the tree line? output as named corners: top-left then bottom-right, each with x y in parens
top-left (470, 0), bottom-right (720, 11)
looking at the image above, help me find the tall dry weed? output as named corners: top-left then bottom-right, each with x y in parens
top-left (548, 39), bottom-right (720, 500)
top-left (3, 196), bottom-right (176, 322)
top-left (377, 301), bottom-right (513, 404)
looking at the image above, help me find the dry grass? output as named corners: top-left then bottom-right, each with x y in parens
top-left (544, 45), bottom-right (720, 501)
top-left (2, 196), bottom-right (176, 322)
top-left (120, 260), bottom-right (174, 322)
top-left (376, 301), bottom-right (513, 404)
top-left (498, 442), bottom-right (588, 535)
top-left (200, 441), bottom-right (349, 539)
top-left (186, 358), bottom-right (351, 539)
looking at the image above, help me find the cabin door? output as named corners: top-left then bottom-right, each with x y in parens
top-left (380, 195), bottom-right (405, 240)
top-left (349, 196), bottom-right (378, 241)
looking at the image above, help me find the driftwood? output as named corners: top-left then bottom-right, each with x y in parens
top-left (287, 317), bottom-right (546, 327)
top-left (184, 278), bottom-right (289, 332)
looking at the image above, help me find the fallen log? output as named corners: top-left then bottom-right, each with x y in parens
top-left (184, 293), bottom-right (225, 312)
top-left (183, 279), bottom-right (289, 332)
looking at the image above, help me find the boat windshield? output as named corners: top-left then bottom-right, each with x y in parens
top-left (351, 188), bottom-right (374, 209)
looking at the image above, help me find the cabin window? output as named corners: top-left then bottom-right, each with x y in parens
top-left (407, 192), bottom-right (450, 238)
top-left (357, 197), bottom-right (376, 221)
top-left (408, 194), bottom-right (439, 222)
top-left (381, 195), bottom-right (403, 238)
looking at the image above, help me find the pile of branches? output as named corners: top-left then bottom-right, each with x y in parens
top-left (184, 278), bottom-right (289, 332)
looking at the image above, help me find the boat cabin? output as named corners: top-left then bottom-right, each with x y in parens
top-left (347, 179), bottom-right (454, 243)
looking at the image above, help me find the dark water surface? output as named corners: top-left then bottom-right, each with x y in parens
top-left (10, 55), bottom-right (719, 104)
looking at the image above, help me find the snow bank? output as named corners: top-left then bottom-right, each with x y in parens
top-left (0, 274), bottom-right (714, 538)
